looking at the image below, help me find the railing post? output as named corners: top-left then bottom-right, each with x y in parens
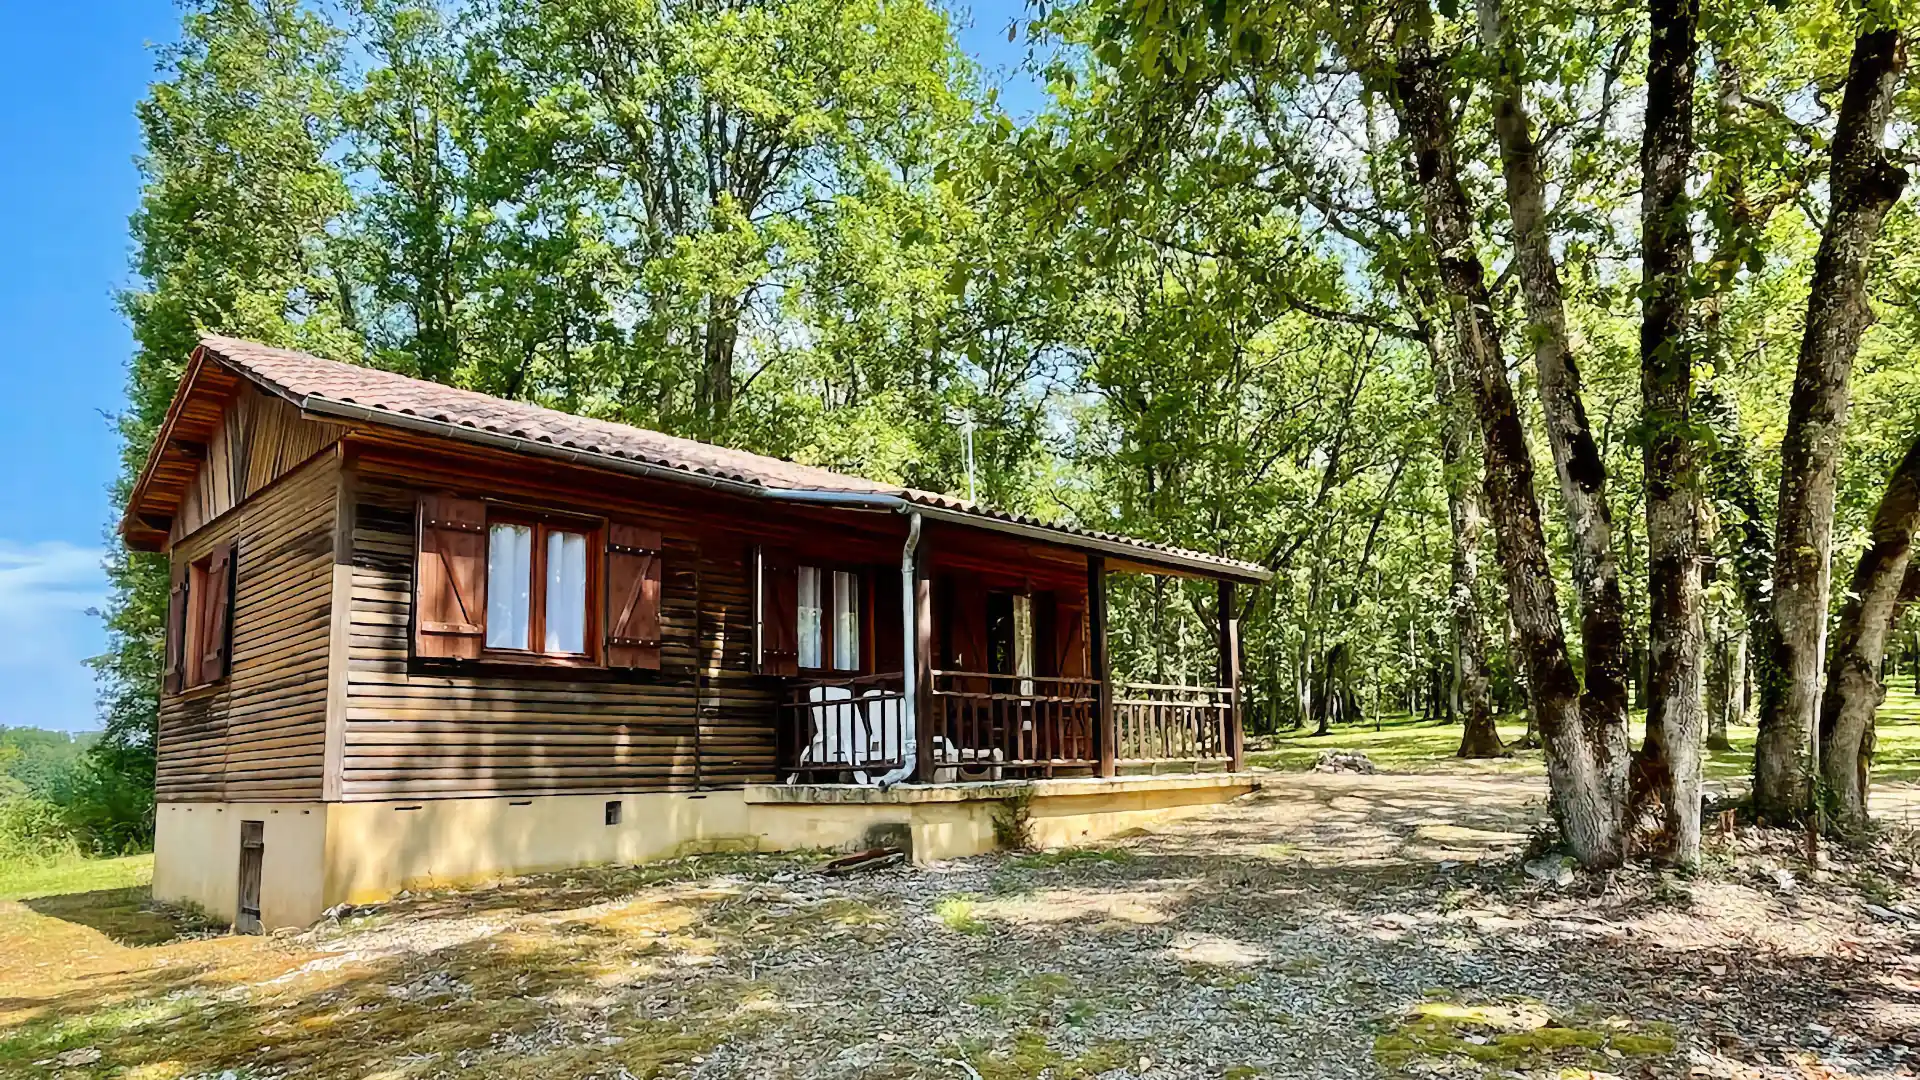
top-left (1089, 555), bottom-right (1115, 776)
top-left (1219, 579), bottom-right (1244, 772)
top-left (914, 531), bottom-right (936, 783)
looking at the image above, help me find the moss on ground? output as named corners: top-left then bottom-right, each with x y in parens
top-left (961, 1028), bottom-right (1135, 1080)
top-left (1373, 996), bottom-right (1677, 1076)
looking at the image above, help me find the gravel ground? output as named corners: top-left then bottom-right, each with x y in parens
top-left (9, 773), bottom-right (1920, 1080)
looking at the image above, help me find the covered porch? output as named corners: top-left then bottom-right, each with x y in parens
top-left (771, 513), bottom-right (1258, 786)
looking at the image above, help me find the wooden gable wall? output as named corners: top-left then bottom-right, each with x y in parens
top-left (156, 453), bottom-right (341, 801)
top-left (169, 384), bottom-right (346, 545)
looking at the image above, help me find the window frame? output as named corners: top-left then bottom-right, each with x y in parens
top-left (480, 504), bottom-right (605, 669)
top-left (795, 562), bottom-right (868, 677)
top-left (183, 553), bottom-right (216, 691)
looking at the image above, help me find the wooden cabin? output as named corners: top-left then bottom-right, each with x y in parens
top-left (122, 336), bottom-right (1269, 929)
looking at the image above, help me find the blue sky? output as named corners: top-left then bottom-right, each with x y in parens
top-left (0, 1), bottom-right (1041, 733)
top-left (0, 2), bottom-right (178, 733)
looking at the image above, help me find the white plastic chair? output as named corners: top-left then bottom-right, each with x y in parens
top-left (861, 688), bottom-right (905, 766)
top-left (790, 685), bottom-right (871, 785)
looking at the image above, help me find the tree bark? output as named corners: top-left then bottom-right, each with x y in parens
top-left (1389, 36), bottom-right (1626, 865)
top-left (1754, 28), bottom-right (1908, 824)
top-left (1474, 0), bottom-right (1632, 729)
top-left (696, 295), bottom-right (740, 434)
top-left (1636, 0), bottom-right (1705, 865)
top-left (1433, 315), bottom-right (1502, 759)
top-left (1819, 439), bottom-right (1920, 832)
top-left (1705, 604), bottom-right (1737, 752)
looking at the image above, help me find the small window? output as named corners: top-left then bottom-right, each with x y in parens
top-left (167, 541), bottom-right (234, 693)
top-left (481, 514), bottom-right (596, 660)
top-left (792, 565), bottom-right (863, 674)
top-left (1013, 593), bottom-right (1034, 695)
top-left (832, 570), bottom-right (859, 672)
top-left (797, 566), bottom-right (824, 669)
top-left (605, 800), bottom-right (622, 826)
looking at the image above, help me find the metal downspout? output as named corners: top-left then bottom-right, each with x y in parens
top-left (877, 512), bottom-right (923, 788)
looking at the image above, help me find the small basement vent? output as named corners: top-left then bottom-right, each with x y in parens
top-left (605, 800), bottom-right (622, 826)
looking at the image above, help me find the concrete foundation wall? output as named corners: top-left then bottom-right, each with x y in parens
top-left (156, 775), bottom-right (1255, 929)
top-left (153, 802), bottom-right (328, 931)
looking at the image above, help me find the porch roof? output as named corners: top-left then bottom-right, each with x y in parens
top-left (123, 336), bottom-right (1270, 582)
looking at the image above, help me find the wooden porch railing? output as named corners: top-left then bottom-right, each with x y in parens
top-left (778, 673), bottom-right (1239, 781)
top-left (778, 672), bottom-right (908, 781)
top-left (1114, 682), bottom-right (1235, 765)
top-left (928, 671), bottom-right (1100, 776)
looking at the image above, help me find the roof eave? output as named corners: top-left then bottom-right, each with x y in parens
top-left (281, 377), bottom-right (1272, 584)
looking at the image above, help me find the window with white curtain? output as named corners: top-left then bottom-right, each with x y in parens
top-left (832, 570), bottom-right (859, 671)
top-left (486, 523), bottom-right (533, 649)
top-left (797, 566), bottom-right (824, 669)
top-left (544, 529), bottom-right (588, 654)
top-left (482, 514), bottom-right (596, 659)
top-left (1012, 593), bottom-right (1034, 696)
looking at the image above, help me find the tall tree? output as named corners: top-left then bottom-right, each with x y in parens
top-left (96, 0), bottom-right (356, 839)
top-left (1819, 437), bottom-right (1920, 831)
top-left (1386, 25), bottom-right (1629, 864)
top-left (1754, 24), bottom-right (1909, 823)
top-left (1636, 0), bottom-right (1704, 863)
top-left (1472, 0), bottom-right (1632, 745)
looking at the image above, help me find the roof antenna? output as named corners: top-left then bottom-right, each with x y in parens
top-left (946, 407), bottom-right (976, 504)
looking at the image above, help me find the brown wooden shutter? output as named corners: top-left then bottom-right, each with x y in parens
top-left (163, 562), bottom-right (188, 695)
top-left (758, 548), bottom-right (799, 676)
top-left (606, 523), bottom-right (663, 669)
top-left (198, 541), bottom-right (236, 685)
top-left (416, 494), bottom-right (488, 659)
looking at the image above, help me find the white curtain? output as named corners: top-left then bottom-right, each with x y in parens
top-left (486, 523), bottom-right (533, 649)
top-left (545, 529), bottom-right (588, 654)
top-left (832, 570), bottom-right (859, 671)
top-left (1013, 594), bottom-right (1034, 695)
top-left (798, 566), bottom-right (823, 669)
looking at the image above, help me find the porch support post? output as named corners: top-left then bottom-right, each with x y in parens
top-left (1219, 579), bottom-right (1244, 772)
top-left (914, 529), bottom-right (935, 783)
top-left (1089, 554), bottom-right (1115, 776)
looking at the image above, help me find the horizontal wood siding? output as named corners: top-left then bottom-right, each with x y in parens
top-left (338, 478), bottom-right (767, 800)
top-left (157, 455), bottom-right (339, 801)
top-left (699, 542), bottom-right (777, 782)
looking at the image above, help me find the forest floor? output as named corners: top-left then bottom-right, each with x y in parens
top-left (5, 771), bottom-right (1919, 1080)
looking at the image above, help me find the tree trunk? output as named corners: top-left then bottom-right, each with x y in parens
top-left (1474, 0), bottom-right (1632, 728)
top-left (1389, 35), bottom-right (1626, 865)
top-left (1754, 28), bottom-right (1909, 824)
top-left (1436, 322), bottom-right (1502, 759)
top-left (1705, 606), bottom-right (1736, 752)
top-left (696, 295), bottom-right (740, 434)
top-left (1819, 439), bottom-right (1920, 832)
top-left (1404, 272), bottom-right (1502, 758)
top-left (1706, 613), bottom-right (1745, 752)
top-left (1636, 0), bottom-right (1705, 865)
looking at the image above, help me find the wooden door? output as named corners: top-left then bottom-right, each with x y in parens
top-left (236, 820), bottom-right (264, 934)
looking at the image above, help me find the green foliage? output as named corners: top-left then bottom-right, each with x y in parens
top-left (92, 0), bottom-right (1920, 839)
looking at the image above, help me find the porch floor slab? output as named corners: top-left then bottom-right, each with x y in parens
top-left (743, 770), bottom-right (1259, 806)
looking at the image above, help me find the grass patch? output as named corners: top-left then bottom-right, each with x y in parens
top-left (934, 895), bottom-right (989, 934)
top-left (0, 851), bottom-right (151, 902)
top-left (1373, 996), bottom-right (1677, 1076)
top-left (961, 1028), bottom-right (1135, 1080)
top-left (1007, 847), bottom-right (1136, 869)
top-left (1249, 691), bottom-right (1920, 783)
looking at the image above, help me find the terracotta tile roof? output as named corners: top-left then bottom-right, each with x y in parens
top-left (186, 335), bottom-right (1269, 580)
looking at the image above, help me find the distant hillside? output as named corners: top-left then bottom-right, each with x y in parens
top-left (0, 727), bottom-right (98, 799)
